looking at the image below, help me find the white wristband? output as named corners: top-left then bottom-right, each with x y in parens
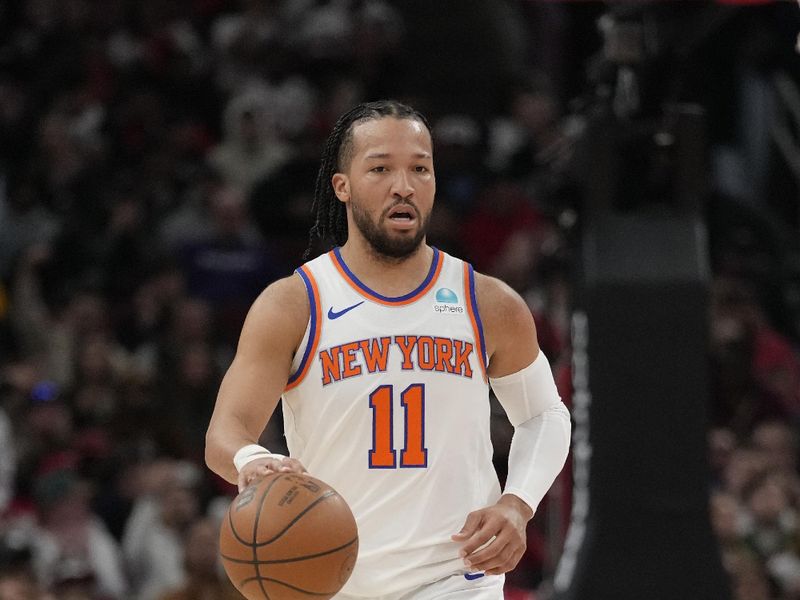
top-left (233, 444), bottom-right (286, 473)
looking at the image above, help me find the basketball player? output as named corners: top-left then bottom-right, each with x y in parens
top-left (205, 100), bottom-right (571, 599)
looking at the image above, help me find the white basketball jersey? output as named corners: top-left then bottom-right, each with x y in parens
top-left (281, 247), bottom-right (500, 598)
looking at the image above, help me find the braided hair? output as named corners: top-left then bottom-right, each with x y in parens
top-left (304, 100), bottom-right (433, 259)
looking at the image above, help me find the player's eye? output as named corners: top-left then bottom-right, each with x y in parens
top-left (371, 166), bottom-right (387, 173)
top-left (414, 166), bottom-right (429, 173)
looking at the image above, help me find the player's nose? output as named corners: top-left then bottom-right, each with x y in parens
top-left (390, 169), bottom-right (415, 199)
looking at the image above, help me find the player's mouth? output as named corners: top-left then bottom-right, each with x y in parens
top-left (385, 204), bottom-right (418, 230)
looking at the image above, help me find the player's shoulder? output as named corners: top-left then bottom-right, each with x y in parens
top-left (471, 270), bottom-right (531, 324)
top-left (470, 268), bottom-right (539, 374)
top-left (234, 270), bottom-right (314, 357)
top-left (245, 272), bottom-right (309, 331)
top-left (257, 271), bottom-right (307, 305)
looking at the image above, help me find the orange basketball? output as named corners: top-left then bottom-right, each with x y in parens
top-left (219, 472), bottom-right (358, 600)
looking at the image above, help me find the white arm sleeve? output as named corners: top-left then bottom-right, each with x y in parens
top-left (503, 402), bottom-right (571, 513)
top-left (490, 351), bottom-right (572, 513)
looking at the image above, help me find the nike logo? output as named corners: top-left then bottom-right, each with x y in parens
top-left (327, 301), bottom-right (364, 320)
top-left (464, 572), bottom-right (485, 581)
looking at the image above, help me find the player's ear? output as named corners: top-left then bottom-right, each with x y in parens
top-left (332, 174), bottom-right (350, 203)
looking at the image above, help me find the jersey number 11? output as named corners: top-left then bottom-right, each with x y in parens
top-left (369, 384), bottom-right (428, 468)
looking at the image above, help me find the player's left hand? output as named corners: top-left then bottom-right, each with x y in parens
top-left (451, 494), bottom-right (533, 576)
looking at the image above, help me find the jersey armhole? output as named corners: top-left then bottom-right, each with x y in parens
top-left (462, 261), bottom-right (488, 383)
top-left (285, 265), bottom-right (322, 391)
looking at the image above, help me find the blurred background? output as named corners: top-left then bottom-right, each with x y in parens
top-left (1, 0), bottom-right (800, 599)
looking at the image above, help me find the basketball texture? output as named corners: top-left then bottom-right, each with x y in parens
top-left (219, 472), bottom-right (359, 600)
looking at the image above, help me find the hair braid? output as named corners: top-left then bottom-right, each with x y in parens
top-left (303, 100), bottom-right (433, 260)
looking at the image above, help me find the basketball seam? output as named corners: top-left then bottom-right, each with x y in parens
top-left (252, 475), bottom-right (283, 600)
top-left (221, 535), bottom-right (358, 565)
top-left (252, 489), bottom-right (337, 547)
top-left (226, 474), bottom-right (286, 545)
top-left (238, 574), bottom-right (342, 597)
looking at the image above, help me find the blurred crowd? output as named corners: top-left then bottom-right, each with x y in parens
top-left (707, 279), bottom-right (800, 600)
top-left (0, 1), bottom-right (798, 599)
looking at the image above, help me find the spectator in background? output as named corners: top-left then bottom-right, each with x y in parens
top-left (711, 491), bottom-right (750, 567)
top-left (722, 445), bottom-right (770, 500)
top-left (159, 517), bottom-right (240, 600)
top-left (0, 401), bottom-right (15, 516)
top-left (487, 73), bottom-right (576, 211)
top-left (711, 490), bottom-right (776, 600)
top-left (430, 113), bottom-right (485, 218)
top-left (751, 421), bottom-right (800, 481)
top-left (728, 550), bottom-right (774, 600)
top-left (33, 91), bottom-right (106, 222)
top-left (158, 341), bottom-right (222, 462)
top-left (8, 242), bottom-right (131, 391)
top-left (350, 0), bottom-right (406, 100)
top-left (248, 151), bottom-right (319, 265)
top-left (709, 427), bottom-right (738, 491)
top-left (30, 469), bottom-right (128, 599)
top-left (112, 263), bottom-right (188, 386)
top-left (208, 88), bottom-right (293, 193)
top-left (68, 335), bottom-right (124, 432)
top-left (157, 169), bottom-right (222, 256)
top-left (178, 183), bottom-right (282, 345)
top-left (161, 298), bottom-right (220, 370)
top-left (0, 529), bottom-right (54, 600)
top-left (740, 471), bottom-right (800, 596)
top-left (0, 172), bottom-right (60, 281)
top-left (210, 0), bottom-right (293, 93)
top-left (13, 387), bottom-right (76, 508)
top-left (91, 455), bottom-right (143, 547)
top-left (710, 276), bottom-right (800, 434)
top-left (461, 179), bottom-right (545, 284)
top-left (295, 0), bottom-right (354, 64)
top-left (710, 416), bottom-right (800, 600)
top-left (96, 178), bottom-right (163, 305)
top-left (122, 461), bottom-right (203, 600)
top-left (0, 74), bottom-right (33, 185)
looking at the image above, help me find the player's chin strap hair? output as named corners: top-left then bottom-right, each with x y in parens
top-left (233, 444), bottom-right (287, 473)
top-left (490, 351), bottom-right (571, 514)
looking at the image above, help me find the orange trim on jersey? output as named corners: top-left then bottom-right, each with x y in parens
top-left (463, 262), bottom-right (488, 383)
top-left (327, 247), bottom-right (443, 306)
top-left (284, 266), bottom-right (322, 391)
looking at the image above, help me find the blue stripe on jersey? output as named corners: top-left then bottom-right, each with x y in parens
top-left (467, 263), bottom-right (488, 373)
top-left (287, 267), bottom-right (318, 386)
top-left (332, 246), bottom-right (441, 303)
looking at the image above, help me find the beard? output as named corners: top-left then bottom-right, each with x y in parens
top-left (350, 199), bottom-right (429, 260)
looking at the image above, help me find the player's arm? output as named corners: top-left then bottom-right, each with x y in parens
top-left (452, 273), bottom-right (571, 576)
top-left (205, 274), bottom-right (309, 490)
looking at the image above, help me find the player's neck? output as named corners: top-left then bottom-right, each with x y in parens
top-left (338, 239), bottom-right (433, 297)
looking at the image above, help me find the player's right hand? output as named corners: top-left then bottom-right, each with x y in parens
top-left (238, 456), bottom-right (308, 492)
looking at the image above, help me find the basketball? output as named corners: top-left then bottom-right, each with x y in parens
top-left (219, 472), bottom-right (359, 600)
